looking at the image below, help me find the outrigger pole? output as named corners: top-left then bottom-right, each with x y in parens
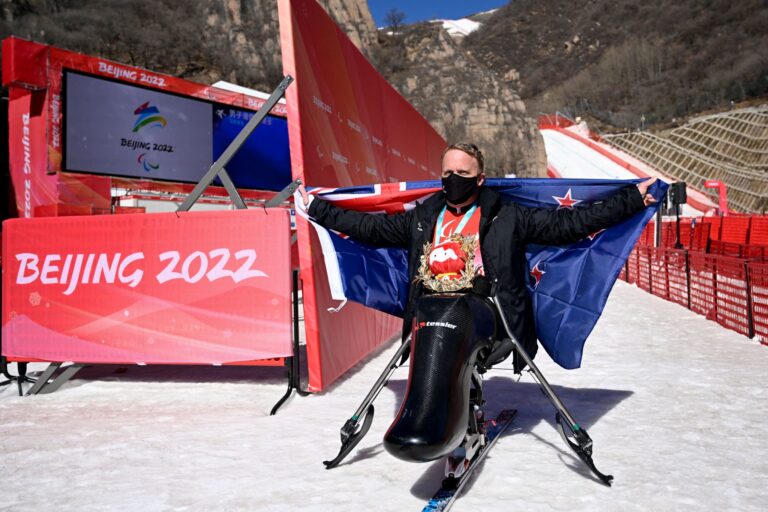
top-left (490, 294), bottom-right (614, 486)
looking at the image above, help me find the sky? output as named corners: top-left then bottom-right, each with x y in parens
top-left (367, 0), bottom-right (509, 27)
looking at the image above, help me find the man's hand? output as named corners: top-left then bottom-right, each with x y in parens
top-left (637, 177), bottom-right (658, 207)
top-left (298, 184), bottom-right (310, 207)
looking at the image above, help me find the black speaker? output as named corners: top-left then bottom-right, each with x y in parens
top-left (669, 181), bottom-right (687, 205)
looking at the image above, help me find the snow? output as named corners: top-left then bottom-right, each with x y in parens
top-left (543, 128), bottom-right (647, 182)
top-left (2, 282), bottom-right (767, 511)
top-left (440, 18), bottom-right (480, 37)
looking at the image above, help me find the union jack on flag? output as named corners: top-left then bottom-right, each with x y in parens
top-left (298, 178), bottom-right (666, 369)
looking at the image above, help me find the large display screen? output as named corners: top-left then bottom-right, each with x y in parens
top-left (64, 71), bottom-right (291, 190)
top-left (212, 106), bottom-right (292, 191)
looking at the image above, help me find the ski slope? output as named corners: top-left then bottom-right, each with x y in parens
top-left (542, 128), bottom-right (639, 180)
top-left (541, 126), bottom-right (717, 216)
top-left (1, 281), bottom-right (766, 511)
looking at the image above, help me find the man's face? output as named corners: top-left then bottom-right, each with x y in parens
top-left (441, 149), bottom-right (484, 186)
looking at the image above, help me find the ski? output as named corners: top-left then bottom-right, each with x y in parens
top-left (422, 409), bottom-right (517, 512)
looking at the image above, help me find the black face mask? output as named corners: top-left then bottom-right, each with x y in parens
top-left (442, 173), bottom-right (480, 205)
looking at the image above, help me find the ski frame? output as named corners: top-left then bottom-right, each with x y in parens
top-left (489, 294), bottom-right (614, 486)
top-left (323, 336), bottom-right (411, 469)
top-left (324, 293), bottom-right (614, 486)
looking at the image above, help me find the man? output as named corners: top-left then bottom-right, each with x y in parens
top-left (299, 142), bottom-right (656, 370)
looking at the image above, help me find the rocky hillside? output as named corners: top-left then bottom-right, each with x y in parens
top-left (1, 0), bottom-right (546, 177)
top-left (0, 0), bottom-right (377, 93)
top-left (375, 22), bottom-right (544, 176)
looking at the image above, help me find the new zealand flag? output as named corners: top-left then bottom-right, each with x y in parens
top-left (298, 178), bottom-right (666, 369)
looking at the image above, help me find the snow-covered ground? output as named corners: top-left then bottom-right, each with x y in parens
top-left (542, 128), bottom-right (640, 181)
top-left (1, 282), bottom-right (767, 511)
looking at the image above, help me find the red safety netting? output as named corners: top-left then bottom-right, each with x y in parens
top-left (748, 262), bottom-right (768, 345)
top-left (677, 220), bottom-right (693, 248)
top-left (687, 251), bottom-right (717, 320)
top-left (720, 215), bottom-right (751, 244)
top-left (649, 247), bottom-right (669, 300)
top-left (632, 245), bottom-right (653, 291)
top-left (691, 222), bottom-right (711, 251)
top-left (710, 256), bottom-right (751, 337)
top-left (640, 223), bottom-right (655, 245)
top-left (743, 245), bottom-right (768, 260)
top-left (702, 217), bottom-right (722, 241)
top-left (749, 216), bottom-right (768, 245)
top-left (655, 248), bottom-right (689, 308)
top-left (710, 239), bottom-right (747, 258)
top-left (647, 218), bottom-right (768, 260)
top-left (691, 254), bottom-right (750, 336)
top-left (623, 215), bottom-right (768, 343)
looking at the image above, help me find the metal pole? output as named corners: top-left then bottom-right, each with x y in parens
top-left (654, 206), bottom-right (662, 247)
top-left (266, 179), bottom-right (303, 208)
top-left (177, 75), bottom-right (294, 212)
top-left (745, 262), bottom-right (756, 338)
top-left (218, 168), bottom-right (247, 210)
top-left (648, 246), bottom-right (654, 295)
top-left (293, 269), bottom-right (310, 396)
top-left (350, 339), bottom-right (410, 422)
top-left (490, 295), bottom-right (578, 428)
top-left (685, 250), bottom-right (692, 310)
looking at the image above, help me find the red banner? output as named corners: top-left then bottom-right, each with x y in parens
top-left (2, 209), bottom-right (292, 364)
top-left (7, 87), bottom-right (56, 219)
top-left (278, 1), bottom-right (444, 188)
top-left (278, 0), bottom-right (446, 390)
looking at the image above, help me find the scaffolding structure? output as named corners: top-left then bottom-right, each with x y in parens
top-left (605, 106), bottom-right (768, 213)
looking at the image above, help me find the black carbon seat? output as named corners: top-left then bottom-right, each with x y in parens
top-left (383, 293), bottom-right (496, 462)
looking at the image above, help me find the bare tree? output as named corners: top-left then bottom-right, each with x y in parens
top-left (384, 8), bottom-right (405, 35)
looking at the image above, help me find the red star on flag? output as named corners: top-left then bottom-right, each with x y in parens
top-left (530, 261), bottom-right (546, 288)
top-left (553, 188), bottom-right (581, 209)
top-left (587, 228), bottom-right (606, 241)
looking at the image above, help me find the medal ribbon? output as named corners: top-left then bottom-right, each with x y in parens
top-left (434, 203), bottom-right (478, 245)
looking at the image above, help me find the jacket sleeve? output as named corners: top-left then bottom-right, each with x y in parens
top-left (307, 197), bottom-right (413, 247)
top-left (517, 185), bottom-right (647, 245)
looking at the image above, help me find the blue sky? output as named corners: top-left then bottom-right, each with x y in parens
top-left (367, 1), bottom-right (509, 27)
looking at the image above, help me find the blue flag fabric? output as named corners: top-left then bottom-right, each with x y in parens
top-left (303, 178), bottom-right (666, 369)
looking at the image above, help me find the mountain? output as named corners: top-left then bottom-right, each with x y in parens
top-left (372, 20), bottom-right (545, 177)
top-left (463, 0), bottom-right (768, 130)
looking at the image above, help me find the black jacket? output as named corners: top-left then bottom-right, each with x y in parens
top-left (308, 185), bottom-right (646, 370)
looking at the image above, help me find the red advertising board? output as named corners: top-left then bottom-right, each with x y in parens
top-left (2, 209), bottom-right (292, 364)
top-left (278, 0), bottom-right (446, 390)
